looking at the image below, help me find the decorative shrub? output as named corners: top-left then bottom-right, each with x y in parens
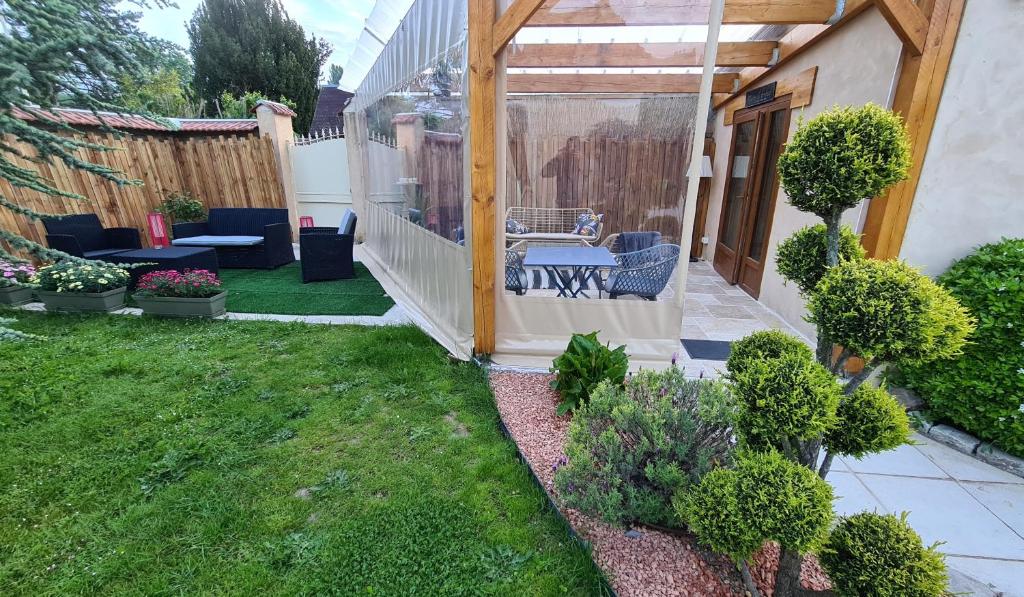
top-left (33, 261), bottom-right (129, 293)
top-left (900, 238), bottom-right (1024, 457)
top-left (135, 269), bottom-right (223, 299)
top-left (777, 104), bottom-right (911, 219)
top-left (825, 385), bottom-right (910, 459)
top-left (726, 330), bottom-right (813, 379)
top-left (677, 450), bottom-right (834, 563)
top-left (729, 352), bottom-right (841, 447)
top-left (776, 224), bottom-right (865, 295)
top-left (549, 331), bottom-right (628, 416)
top-left (554, 368), bottom-right (734, 527)
top-left (157, 191), bottom-right (206, 224)
top-left (0, 260), bottom-right (36, 287)
top-left (808, 259), bottom-right (975, 365)
top-left (820, 512), bottom-right (947, 597)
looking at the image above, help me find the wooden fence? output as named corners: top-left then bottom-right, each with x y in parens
top-left (0, 131), bottom-right (286, 250)
top-left (419, 131), bottom-right (464, 240)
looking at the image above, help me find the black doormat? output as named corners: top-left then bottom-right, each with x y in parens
top-left (681, 338), bottom-right (732, 361)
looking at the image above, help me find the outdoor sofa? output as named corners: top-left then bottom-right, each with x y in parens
top-left (171, 208), bottom-right (294, 269)
top-left (42, 213), bottom-right (142, 259)
top-left (299, 208), bottom-right (357, 283)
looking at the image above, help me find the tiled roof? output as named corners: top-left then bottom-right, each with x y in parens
top-left (307, 86), bottom-right (354, 135)
top-left (252, 99), bottom-right (298, 117)
top-left (8, 106), bottom-right (259, 133)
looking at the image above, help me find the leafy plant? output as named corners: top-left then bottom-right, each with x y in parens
top-left (825, 385), bottom-right (910, 459)
top-left (725, 329), bottom-right (813, 379)
top-left (554, 368), bottom-right (734, 526)
top-left (157, 191), bottom-right (206, 224)
top-left (820, 512), bottom-right (947, 597)
top-left (0, 260), bottom-right (36, 288)
top-left (549, 331), bottom-right (628, 416)
top-left (135, 269), bottom-right (223, 298)
top-left (776, 224), bottom-right (865, 295)
top-left (900, 238), bottom-right (1024, 457)
top-left (676, 450), bottom-right (834, 597)
top-left (34, 261), bottom-right (130, 293)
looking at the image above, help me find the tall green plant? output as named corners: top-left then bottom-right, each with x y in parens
top-left (549, 332), bottom-right (628, 416)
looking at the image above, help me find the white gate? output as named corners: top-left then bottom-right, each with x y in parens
top-left (289, 130), bottom-right (352, 228)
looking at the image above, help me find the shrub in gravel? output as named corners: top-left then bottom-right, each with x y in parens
top-left (549, 331), bottom-right (629, 416)
top-left (899, 238), bottom-right (1024, 458)
top-left (820, 512), bottom-right (947, 597)
top-left (725, 330), bottom-right (813, 380)
top-left (776, 223), bottom-right (866, 295)
top-left (554, 366), bottom-right (734, 527)
top-left (824, 385), bottom-right (910, 459)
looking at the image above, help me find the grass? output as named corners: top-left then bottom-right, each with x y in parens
top-left (0, 313), bottom-right (605, 595)
top-left (217, 262), bottom-right (395, 316)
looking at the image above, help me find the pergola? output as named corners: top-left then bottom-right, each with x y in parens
top-left (467, 0), bottom-right (964, 356)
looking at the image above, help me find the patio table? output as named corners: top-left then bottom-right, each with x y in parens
top-left (523, 246), bottom-right (617, 298)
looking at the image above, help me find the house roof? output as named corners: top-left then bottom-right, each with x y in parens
top-left (308, 86), bottom-right (354, 135)
top-left (9, 106), bottom-right (259, 133)
top-left (252, 99), bottom-right (298, 117)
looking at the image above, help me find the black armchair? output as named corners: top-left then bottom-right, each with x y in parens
top-left (42, 214), bottom-right (141, 259)
top-left (604, 244), bottom-right (680, 301)
top-left (299, 209), bottom-right (357, 283)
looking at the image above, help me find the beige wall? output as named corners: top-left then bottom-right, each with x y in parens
top-left (703, 7), bottom-right (903, 339)
top-left (900, 0), bottom-right (1024, 277)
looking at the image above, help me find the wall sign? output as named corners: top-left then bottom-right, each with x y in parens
top-left (745, 82), bottom-right (777, 108)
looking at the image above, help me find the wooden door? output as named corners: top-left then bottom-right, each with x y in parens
top-left (713, 96), bottom-right (791, 298)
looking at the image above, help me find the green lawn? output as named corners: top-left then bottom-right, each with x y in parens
top-left (0, 313), bottom-right (604, 595)
top-left (218, 262), bottom-right (395, 316)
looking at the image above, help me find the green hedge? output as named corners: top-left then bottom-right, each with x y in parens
top-left (900, 238), bottom-right (1024, 457)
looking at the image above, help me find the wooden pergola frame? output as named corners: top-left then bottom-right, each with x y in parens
top-left (468, 0), bottom-right (965, 355)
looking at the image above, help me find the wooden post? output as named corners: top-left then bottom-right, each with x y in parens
top-left (469, 0), bottom-right (497, 355)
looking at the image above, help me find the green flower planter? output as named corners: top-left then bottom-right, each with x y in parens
top-left (37, 287), bottom-right (127, 313)
top-left (0, 285), bottom-right (34, 306)
top-left (134, 292), bottom-right (227, 318)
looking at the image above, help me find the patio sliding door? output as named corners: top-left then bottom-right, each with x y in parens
top-left (713, 96), bottom-right (791, 298)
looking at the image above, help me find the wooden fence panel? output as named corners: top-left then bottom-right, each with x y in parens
top-left (0, 131), bottom-right (286, 252)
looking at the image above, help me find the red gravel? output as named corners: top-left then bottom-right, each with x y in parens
top-left (490, 371), bottom-right (833, 597)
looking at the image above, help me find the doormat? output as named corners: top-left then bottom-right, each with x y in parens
top-left (681, 338), bottom-right (732, 361)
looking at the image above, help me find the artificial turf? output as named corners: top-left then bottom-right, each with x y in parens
top-left (0, 313), bottom-right (606, 595)
top-left (217, 262), bottom-right (395, 317)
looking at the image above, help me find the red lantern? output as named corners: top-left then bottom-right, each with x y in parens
top-left (147, 212), bottom-right (169, 248)
top-left (299, 216), bottom-right (315, 228)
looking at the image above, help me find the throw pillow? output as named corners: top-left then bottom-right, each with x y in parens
top-left (572, 213), bottom-right (603, 236)
top-left (506, 218), bottom-right (531, 234)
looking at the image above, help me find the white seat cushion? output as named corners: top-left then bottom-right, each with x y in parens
top-left (172, 235), bottom-right (264, 247)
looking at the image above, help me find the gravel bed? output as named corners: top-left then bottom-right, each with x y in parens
top-left (490, 371), bottom-right (832, 597)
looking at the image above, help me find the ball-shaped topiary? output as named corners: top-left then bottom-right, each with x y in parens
top-left (824, 385), bottom-right (910, 458)
top-left (776, 223), bottom-right (866, 295)
top-left (730, 351), bottom-right (842, 446)
top-left (899, 238), bottom-right (1024, 457)
top-left (677, 450), bottom-right (834, 563)
top-left (821, 512), bottom-right (947, 597)
top-left (777, 104), bottom-right (911, 219)
top-left (808, 259), bottom-right (974, 365)
top-left (726, 330), bottom-right (814, 379)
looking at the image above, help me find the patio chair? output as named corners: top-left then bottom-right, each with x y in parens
top-left (604, 244), bottom-right (680, 301)
top-left (504, 206), bottom-right (603, 251)
top-left (505, 250), bottom-right (528, 295)
top-left (299, 209), bottom-right (357, 283)
top-left (599, 231), bottom-right (663, 254)
top-left (42, 213), bottom-right (141, 259)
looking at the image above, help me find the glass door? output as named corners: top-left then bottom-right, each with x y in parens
top-left (713, 96), bottom-right (791, 298)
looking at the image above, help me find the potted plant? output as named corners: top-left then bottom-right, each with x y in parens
top-left (0, 260), bottom-right (37, 306)
top-left (34, 261), bottom-right (130, 312)
top-left (133, 269), bottom-right (227, 318)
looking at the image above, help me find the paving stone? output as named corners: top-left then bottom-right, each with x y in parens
top-left (914, 435), bottom-right (1024, 484)
top-left (946, 565), bottom-right (1001, 597)
top-left (946, 556), bottom-right (1024, 597)
top-left (962, 481), bottom-right (1024, 535)
top-left (928, 424), bottom-right (982, 455)
top-left (976, 443), bottom-right (1024, 479)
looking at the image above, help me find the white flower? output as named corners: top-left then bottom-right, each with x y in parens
top-left (1018, 368), bottom-right (1024, 375)
top-left (1019, 404), bottom-right (1024, 414)
top-left (98, 279), bottom-right (108, 285)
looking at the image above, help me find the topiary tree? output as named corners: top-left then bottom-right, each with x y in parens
top-left (820, 512), bottom-right (947, 597)
top-left (677, 450), bottom-right (834, 597)
top-left (776, 224), bottom-right (865, 296)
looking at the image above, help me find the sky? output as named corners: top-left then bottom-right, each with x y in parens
top-left (132, 0), bottom-right (378, 80)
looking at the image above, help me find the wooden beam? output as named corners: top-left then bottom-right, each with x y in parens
top-left (721, 66), bottom-right (818, 124)
top-left (507, 73), bottom-right (737, 94)
top-left (874, 0), bottom-right (929, 55)
top-left (862, 0), bottom-right (965, 258)
top-left (493, 0), bottom-right (546, 56)
top-left (507, 41), bottom-right (778, 68)
top-left (526, 0), bottom-right (863, 27)
top-left (469, 0), bottom-right (497, 355)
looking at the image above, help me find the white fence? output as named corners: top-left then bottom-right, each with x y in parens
top-left (289, 131), bottom-right (352, 227)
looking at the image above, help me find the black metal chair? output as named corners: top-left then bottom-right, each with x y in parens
top-left (604, 244), bottom-right (680, 300)
top-left (42, 214), bottom-right (141, 259)
top-left (299, 209), bottom-right (357, 283)
top-left (171, 208), bottom-right (294, 269)
top-left (505, 250), bottom-right (528, 295)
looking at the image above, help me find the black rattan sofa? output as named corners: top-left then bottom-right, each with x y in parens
top-left (299, 209), bottom-right (357, 282)
top-left (42, 214), bottom-right (142, 259)
top-left (171, 208), bottom-right (294, 269)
